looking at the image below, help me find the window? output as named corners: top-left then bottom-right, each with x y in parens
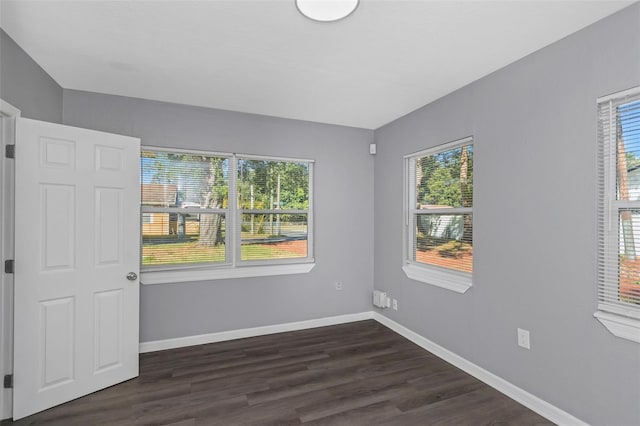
top-left (140, 148), bottom-right (314, 284)
top-left (238, 157), bottom-right (311, 262)
top-left (596, 87), bottom-right (640, 343)
top-left (403, 137), bottom-right (473, 293)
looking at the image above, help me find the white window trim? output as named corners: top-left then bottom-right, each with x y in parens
top-left (595, 87), bottom-right (640, 343)
top-left (402, 137), bottom-right (473, 293)
top-left (141, 262), bottom-right (315, 285)
top-left (402, 263), bottom-right (472, 293)
top-left (140, 146), bottom-right (315, 284)
top-left (594, 311), bottom-right (640, 343)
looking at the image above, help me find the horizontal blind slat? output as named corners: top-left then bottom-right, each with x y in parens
top-left (597, 89), bottom-right (640, 319)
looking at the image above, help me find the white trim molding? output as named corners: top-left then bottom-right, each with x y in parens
top-left (0, 100), bottom-right (19, 421)
top-left (373, 313), bottom-right (589, 426)
top-left (0, 100), bottom-right (21, 118)
top-left (139, 309), bottom-right (589, 426)
top-left (141, 262), bottom-right (315, 285)
top-left (139, 311), bottom-right (373, 353)
top-left (594, 310), bottom-right (640, 343)
top-left (402, 264), bottom-right (472, 293)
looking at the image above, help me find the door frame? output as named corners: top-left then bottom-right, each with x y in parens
top-left (0, 99), bottom-right (20, 420)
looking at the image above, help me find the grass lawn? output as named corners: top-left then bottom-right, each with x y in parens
top-left (142, 240), bottom-right (306, 266)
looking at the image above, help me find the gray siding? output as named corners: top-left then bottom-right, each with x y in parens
top-left (373, 4), bottom-right (640, 425)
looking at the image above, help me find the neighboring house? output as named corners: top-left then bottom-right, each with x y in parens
top-left (620, 165), bottom-right (640, 300)
top-left (417, 204), bottom-right (462, 240)
top-left (622, 165), bottom-right (640, 254)
top-left (629, 164), bottom-right (640, 201)
top-left (141, 184), bottom-right (202, 236)
top-left (141, 184), bottom-right (178, 235)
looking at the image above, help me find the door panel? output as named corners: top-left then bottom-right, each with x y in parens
top-left (13, 118), bottom-right (140, 420)
top-left (94, 289), bottom-right (123, 373)
top-left (39, 297), bottom-right (75, 390)
top-left (41, 184), bottom-right (76, 270)
top-left (95, 187), bottom-right (123, 265)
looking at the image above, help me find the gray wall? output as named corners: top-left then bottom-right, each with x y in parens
top-left (4, 4), bottom-right (640, 424)
top-left (63, 90), bottom-right (375, 342)
top-left (0, 29), bottom-right (62, 122)
top-left (374, 4), bottom-right (640, 426)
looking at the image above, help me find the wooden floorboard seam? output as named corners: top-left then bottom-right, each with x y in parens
top-left (1, 320), bottom-right (553, 426)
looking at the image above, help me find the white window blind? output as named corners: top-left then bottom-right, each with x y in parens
top-left (406, 137), bottom-right (474, 276)
top-left (237, 156), bottom-right (312, 262)
top-left (140, 148), bottom-right (314, 271)
top-left (141, 149), bottom-right (230, 268)
top-left (597, 88), bottom-right (640, 318)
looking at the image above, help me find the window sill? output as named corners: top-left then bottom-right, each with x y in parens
top-left (594, 310), bottom-right (640, 343)
top-left (141, 263), bottom-right (315, 285)
top-left (402, 263), bottom-right (472, 293)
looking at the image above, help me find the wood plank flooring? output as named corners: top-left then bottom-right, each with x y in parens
top-left (2, 320), bottom-right (553, 425)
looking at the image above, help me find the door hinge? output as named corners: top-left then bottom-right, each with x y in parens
top-left (5, 144), bottom-right (15, 159)
top-left (3, 374), bottom-right (12, 389)
top-left (4, 259), bottom-right (14, 274)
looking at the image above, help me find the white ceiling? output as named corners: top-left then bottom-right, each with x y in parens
top-left (0, 0), bottom-right (634, 129)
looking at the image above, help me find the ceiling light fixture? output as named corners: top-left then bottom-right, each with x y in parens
top-left (295, 0), bottom-right (359, 22)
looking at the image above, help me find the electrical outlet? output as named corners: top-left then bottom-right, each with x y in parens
top-left (335, 281), bottom-right (343, 290)
top-left (392, 299), bottom-right (398, 310)
top-left (517, 328), bottom-right (530, 349)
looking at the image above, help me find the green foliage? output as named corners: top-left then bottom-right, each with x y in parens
top-left (145, 151), bottom-right (229, 207)
top-left (626, 152), bottom-right (640, 171)
top-left (238, 159), bottom-right (309, 210)
top-left (425, 167), bottom-right (461, 207)
top-left (417, 145), bottom-right (473, 208)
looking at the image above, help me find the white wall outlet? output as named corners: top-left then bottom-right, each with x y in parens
top-left (517, 328), bottom-right (530, 349)
top-left (335, 281), bottom-right (343, 290)
top-left (392, 299), bottom-right (398, 310)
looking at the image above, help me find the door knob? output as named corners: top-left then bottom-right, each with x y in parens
top-left (126, 272), bottom-right (138, 281)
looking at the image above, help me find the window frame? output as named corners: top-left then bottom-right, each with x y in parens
top-left (595, 87), bottom-right (640, 343)
top-left (140, 147), bottom-right (315, 285)
top-left (403, 137), bottom-right (474, 293)
top-left (235, 154), bottom-right (315, 268)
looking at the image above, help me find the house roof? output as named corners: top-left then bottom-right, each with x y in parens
top-left (142, 184), bottom-right (178, 207)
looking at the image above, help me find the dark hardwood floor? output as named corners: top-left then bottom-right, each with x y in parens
top-left (2, 320), bottom-right (553, 425)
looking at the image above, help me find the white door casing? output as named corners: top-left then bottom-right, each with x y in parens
top-left (13, 118), bottom-right (140, 420)
top-left (0, 100), bottom-right (20, 421)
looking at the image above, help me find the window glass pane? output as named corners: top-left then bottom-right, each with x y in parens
top-left (142, 213), bottom-right (226, 266)
top-left (617, 100), bottom-right (640, 201)
top-left (237, 159), bottom-right (309, 210)
top-left (415, 145), bottom-right (473, 209)
top-left (241, 213), bottom-right (308, 261)
top-left (141, 150), bottom-right (229, 208)
top-left (619, 209), bottom-right (640, 305)
top-left (414, 213), bottom-right (472, 273)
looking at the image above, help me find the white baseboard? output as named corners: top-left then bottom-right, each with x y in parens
top-left (138, 310), bottom-right (587, 426)
top-left (139, 311), bottom-right (374, 353)
top-left (373, 312), bottom-right (588, 426)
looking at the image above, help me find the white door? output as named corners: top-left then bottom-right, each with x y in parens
top-left (12, 118), bottom-right (140, 420)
